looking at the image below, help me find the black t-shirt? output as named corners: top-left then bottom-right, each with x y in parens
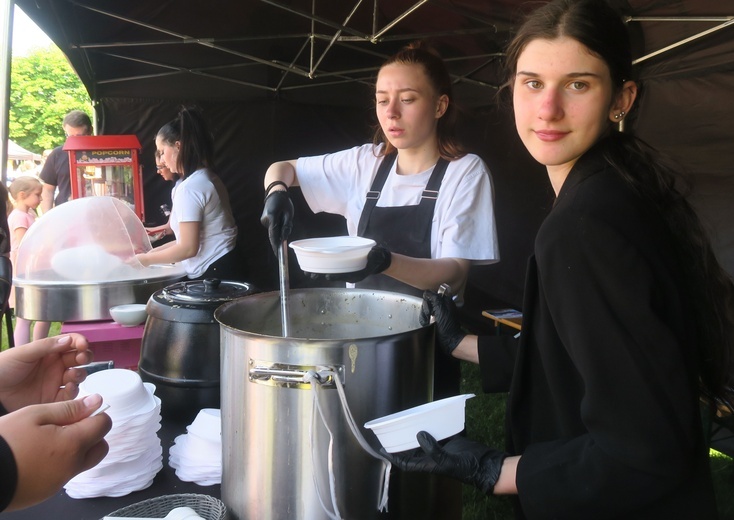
top-left (39, 145), bottom-right (71, 206)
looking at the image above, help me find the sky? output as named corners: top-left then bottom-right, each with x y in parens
top-left (12, 5), bottom-right (54, 56)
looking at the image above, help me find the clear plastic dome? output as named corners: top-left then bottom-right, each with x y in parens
top-left (15, 196), bottom-right (186, 282)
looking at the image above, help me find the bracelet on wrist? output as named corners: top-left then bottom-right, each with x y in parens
top-left (265, 180), bottom-right (288, 197)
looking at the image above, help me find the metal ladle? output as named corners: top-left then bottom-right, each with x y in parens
top-left (278, 240), bottom-right (290, 337)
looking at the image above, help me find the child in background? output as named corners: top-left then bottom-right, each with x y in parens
top-left (8, 177), bottom-right (51, 345)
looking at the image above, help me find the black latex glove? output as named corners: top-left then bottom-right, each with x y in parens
top-left (419, 290), bottom-right (465, 355)
top-left (305, 245), bottom-right (391, 283)
top-left (260, 190), bottom-right (294, 255)
top-left (383, 431), bottom-right (507, 495)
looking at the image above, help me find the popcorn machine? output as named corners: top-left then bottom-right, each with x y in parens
top-left (64, 135), bottom-right (145, 221)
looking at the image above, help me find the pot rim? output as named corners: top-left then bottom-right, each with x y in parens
top-left (215, 287), bottom-right (427, 341)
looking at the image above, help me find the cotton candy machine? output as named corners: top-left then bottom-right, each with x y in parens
top-left (13, 197), bottom-right (186, 322)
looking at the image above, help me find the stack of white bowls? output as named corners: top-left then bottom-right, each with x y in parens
top-left (169, 408), bottom-right (221, 486)
top-left (65, 369), bottom-right (163, 498)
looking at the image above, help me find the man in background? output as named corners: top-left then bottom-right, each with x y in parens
top-left (39, 110), bottom-right (92, 214)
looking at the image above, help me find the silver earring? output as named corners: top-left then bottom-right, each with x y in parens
top-left (614, 111), bottom-right (626, 120)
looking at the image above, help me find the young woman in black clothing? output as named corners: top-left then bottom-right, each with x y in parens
top-left (388, 1), bottom-right (734, 518)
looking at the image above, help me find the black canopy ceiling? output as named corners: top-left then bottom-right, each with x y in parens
top-left (18, 0), bottom-right (524, 105)
top-left (17, 1), bottom-right (734, 104)
top-left (15, 0), bottom-right (734, 321)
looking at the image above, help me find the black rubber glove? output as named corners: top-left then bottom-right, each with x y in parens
top-left (419, 290), bottom-right (465, 356)
top-left (305, 245), bottom-right (391, 283)
top-left (383, 431), bottom-right (507, 495)
top-left (260, 190), bottom-right (294, 256)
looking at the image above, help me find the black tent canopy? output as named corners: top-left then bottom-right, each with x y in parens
top-left (12, 0), bottom-right (734, 318)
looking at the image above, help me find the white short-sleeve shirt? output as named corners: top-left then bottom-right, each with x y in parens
top-left (296, 144), bottom-right (499, 263)
top-left (170, 168), bottom-right (238, 278)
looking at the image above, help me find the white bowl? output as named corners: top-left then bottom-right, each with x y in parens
top-left (289, 236), bottom-right (376, 273)
top-left (186, 408), bottom-right (221, 443)
top-left (109, 303), bottom-right (147, 327)
top-left (78, 369), bottom-right (157, 420)
top-left (364, 394), bottom-right (475, 453)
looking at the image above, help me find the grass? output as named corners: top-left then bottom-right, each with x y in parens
top-left (459, 361), bottom-right (734, 519)
top-left (461, 362), bottom-right (514, 519)
top-left (712, 449), bottom-right (734, 519)
top-left (0, 319), bottom-right (61, 351)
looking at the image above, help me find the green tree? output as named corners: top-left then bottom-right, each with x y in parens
top-left (9, 46), bottom-right (91, 153)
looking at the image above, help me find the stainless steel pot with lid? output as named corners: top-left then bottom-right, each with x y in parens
top-left (139, 278), bottom-right (257, 422)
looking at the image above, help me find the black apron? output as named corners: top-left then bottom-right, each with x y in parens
top-left (356, 152), bottom-right (460, 400)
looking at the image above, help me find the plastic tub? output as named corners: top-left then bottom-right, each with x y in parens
top-left (364, 394), bottom-right (475, 453)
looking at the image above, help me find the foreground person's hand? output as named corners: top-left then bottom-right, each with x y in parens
top-left (306, 245), bottom-right (391, 283)
top-left (0, 395), bottom-right (111, 511)
top-left (260, 190), bottom-right (294, 255)
top-left (419, 290), bottom-right (465, 356)
top-left (383, 431), bottom-right (507, 495)
top-left (0, 335), bottom-right (93, 412)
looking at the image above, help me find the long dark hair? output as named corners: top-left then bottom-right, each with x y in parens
top-left (372, 40), bottom-right (465, 160)
top-left (157, 106), bottom-right (215, 178)
top-left (505, 0), bottom-right (734, 408)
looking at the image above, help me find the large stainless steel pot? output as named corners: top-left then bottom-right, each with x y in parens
top-left (14, 267), bottom-right (185, 322)
top-left (216, 288), bottom-right (458, 520)
top-left (139, 278), bottom-right (256, 422)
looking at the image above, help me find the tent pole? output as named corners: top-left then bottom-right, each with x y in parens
top-left (0, 0), bottom-right (13, 187)
top-left (628, 16), bottom-right (734, 65)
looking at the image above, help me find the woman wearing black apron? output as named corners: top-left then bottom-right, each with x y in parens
top-left (261, 41), bottom-right (499, 400)
top-left (261, 41), bottom-right (498, 520)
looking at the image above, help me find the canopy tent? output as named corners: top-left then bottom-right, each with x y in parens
top-left (7, 139), bottom-right (41, 161)
top-left (6, 0), bottom-right (734, 320)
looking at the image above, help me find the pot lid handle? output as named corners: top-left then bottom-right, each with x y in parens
top-left (202, 278), bottom-right (221, 293)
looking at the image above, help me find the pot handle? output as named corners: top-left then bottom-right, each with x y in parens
top-left (249, 362), bottom-right (343, 389)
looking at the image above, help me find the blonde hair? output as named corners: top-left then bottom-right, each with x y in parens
top-left (8, 177), bottom-right (42, 214)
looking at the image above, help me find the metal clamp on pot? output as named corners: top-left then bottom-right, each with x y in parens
top-left (248, 360), bottom-right (343, 389)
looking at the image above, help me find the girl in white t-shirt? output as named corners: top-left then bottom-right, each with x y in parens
top-left (7, 177), bottom-right (50, 345)
top-left (261, 41), bottom-right (499, 407)
top-left (261, 41), bottom-right (498, 300)
top-left (136, 107), bottom-right (242, 281)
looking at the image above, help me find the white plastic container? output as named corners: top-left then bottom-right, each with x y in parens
top-left (78, 368), bottom-right (157, 420)
top-left (289, 236), bottom-right (375, 273)
top-left (103, 506), bottom-right (204, 520)
top-left (186, 408), bottom-right (221, 443)
top-left (364, 394), bottom-right (475, 453)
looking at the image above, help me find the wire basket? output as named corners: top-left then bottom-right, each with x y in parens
top-left (103, 493), bottom-right (226, 519)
